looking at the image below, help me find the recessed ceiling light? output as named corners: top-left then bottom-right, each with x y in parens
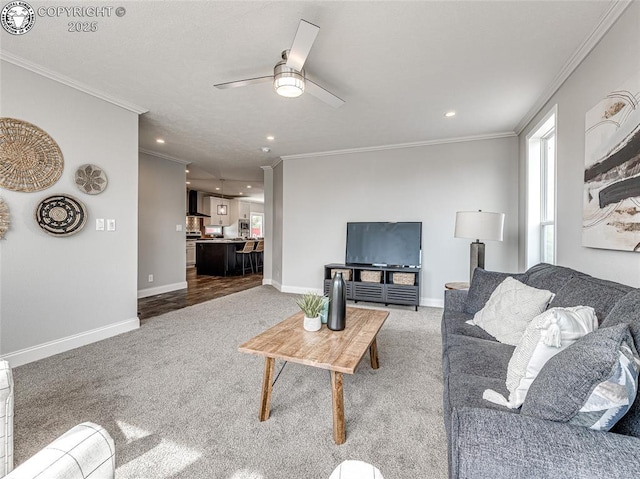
top-left (444, 111), bottom-right (456, 118)
top-left (156, 138), bottom-right (165, 143)
top-left (266, 135), bottom-right (275, 141)
top-left (215, 187), bottom-right (220, 191)
top-left (239, 192), bottom-right (243, 195)
top-left (247, 185), bottom-right (252, 189)
top-left (261, 147), bottom-right (271, 153)
top-left (186, 181), bottom-right (191, 185)
top-left (185, 169), bottom-right (190, 173)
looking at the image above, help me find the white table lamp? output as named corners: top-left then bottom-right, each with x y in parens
top-left (455, 210), bottom-right (505, 282)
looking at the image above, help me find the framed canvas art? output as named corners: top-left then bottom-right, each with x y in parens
top-left (583, 70), bottom-right (640, 252)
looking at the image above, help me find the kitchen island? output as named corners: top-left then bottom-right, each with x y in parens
top-left (195, 239), bottom-right (248, 277)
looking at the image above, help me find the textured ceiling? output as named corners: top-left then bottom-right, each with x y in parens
top-left (0, 1), bottom-right (624, 199)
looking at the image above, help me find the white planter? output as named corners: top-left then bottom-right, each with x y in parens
top-left (303, 315), bottom-right (322, 332)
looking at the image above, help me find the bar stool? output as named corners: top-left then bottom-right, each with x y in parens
top-left (253, 239), bottom-right (264, 272)
top-left (236, 240), bottom-right (256, 275)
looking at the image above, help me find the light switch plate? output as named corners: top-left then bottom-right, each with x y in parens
top-left (96, 218), bottom-right (105, 231)
top-left (106, 219), bottom-right (116, 231)
top-left (176, 224), bottom-right (183, 232)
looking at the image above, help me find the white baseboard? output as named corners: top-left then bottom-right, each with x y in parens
top-left (280, 285), bottom-right (323, 295)
top-left (262, 278), bottom-right (283, 291)
top-left (137, 281), bottom-right (187, 299)
top-left (274, 283), bottom-right (443, 308)
top-left (1, 317), bottom-right (140, 367)
top-left (421, 298), bottom-right (444, 308)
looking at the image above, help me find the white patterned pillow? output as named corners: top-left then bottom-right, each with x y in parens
top-left (466, 277), bottom-right (554, 346)
top-left (483, 306), bottom-right (598, 409)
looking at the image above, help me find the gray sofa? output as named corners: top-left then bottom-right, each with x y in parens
top-left (442, 263), bottom-right (640, 478)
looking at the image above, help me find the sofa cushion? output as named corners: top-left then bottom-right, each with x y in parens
top-left (445, 373), bottom-right (519, 417)
top-left (463, 269), bottom-right (527, 315)
top-left (523, 263), bottom-right (578, 293)
top-left (468, 277), bottom-right (554, 346)
top-left (521, 324), bottom-right (640, 431)
top-left (445, 334), bottom-right (514, 380)
top-left (442, 311), bottom-right (497, 342)
top-left (601, 289), bottom-right (640, 342)
top-left (549, 276), bottom-right (633, 324)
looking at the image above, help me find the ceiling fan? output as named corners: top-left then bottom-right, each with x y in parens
top-left (214, 19), bottom-right (345, 108)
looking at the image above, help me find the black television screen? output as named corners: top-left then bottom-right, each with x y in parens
top-left (345, 222), bottom-right (422, 268)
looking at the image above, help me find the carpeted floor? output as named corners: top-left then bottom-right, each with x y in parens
top-left (13, 286), bottom-right (448, 478)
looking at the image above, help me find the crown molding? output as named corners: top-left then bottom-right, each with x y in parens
top-left (0, 50), bottom-right (149, 115)
top-left (280, 131), bottom-right (517, 160)
top-left (139, 148), bottom-right (190, 165)
top-left (514, 0), bottom-right (632, 134)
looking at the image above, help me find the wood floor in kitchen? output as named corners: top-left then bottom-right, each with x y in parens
top-left (137, 268), bottom-right (263, 322)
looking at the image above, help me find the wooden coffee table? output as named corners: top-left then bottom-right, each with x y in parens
top-left (238, 307), bottom-right (389, 445)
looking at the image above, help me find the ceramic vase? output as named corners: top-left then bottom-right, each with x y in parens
top-left (327, 271), bottom-right (346, 331)
top-left (303, 315), bottom-right (322, 332)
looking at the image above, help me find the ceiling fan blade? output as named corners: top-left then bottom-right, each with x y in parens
top-left (214, 76), bottom-right (273, 89)
top-left (306, 79), bottom-right (345, 108)
top-left (286, 19), bottom-right (320, 71)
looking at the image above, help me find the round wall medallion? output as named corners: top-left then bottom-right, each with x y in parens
top-left (75, 164), bottom-right (108, 195)
top-left (0, 198), bottom-right (9, 239)
top-left (0, 117), bottom-right (64, 192)
top-left (35, 194), bottom-right (87, 237)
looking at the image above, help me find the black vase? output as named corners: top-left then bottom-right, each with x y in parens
top-left (327, 271), bottom-right (346, 331)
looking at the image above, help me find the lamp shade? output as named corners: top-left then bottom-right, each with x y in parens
top-left (274, 61), bottom-right (305, 98)
top-left (454, 211), bottom-right (505, 242)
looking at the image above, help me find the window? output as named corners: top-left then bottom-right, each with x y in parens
top-left (526, 107), bottom-right (557, 267)
top-left (250, 213), bottom-right (264, 238)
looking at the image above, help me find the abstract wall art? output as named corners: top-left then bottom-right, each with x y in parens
top-left (583, 70), bottom-right (640, 252)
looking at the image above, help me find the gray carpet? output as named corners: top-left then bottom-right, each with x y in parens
top-left (13, 286), bottom-right (447, 478)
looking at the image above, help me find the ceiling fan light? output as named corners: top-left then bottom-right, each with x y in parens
top-left (274, 62), bottom-right (305, 98)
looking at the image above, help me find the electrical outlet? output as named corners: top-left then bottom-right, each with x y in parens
top-left (96, 218), bottom-right (105, 231)
top-left (148, 274), bottom-right (154, 283)
top-left (107, 219), bottom-right (116, 231)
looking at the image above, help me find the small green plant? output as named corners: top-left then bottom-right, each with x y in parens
top-left (296, 292), bottom-right (329, 318)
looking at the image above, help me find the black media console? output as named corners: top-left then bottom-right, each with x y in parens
top-left (324, 263), bottom-right (420, 311)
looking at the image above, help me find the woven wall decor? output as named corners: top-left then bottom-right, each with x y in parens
top-left (75, 164), bottom-right (108, 195)
top-left (0, 198), bottom-right (9, 239)
top-left (0, 117), bottom-right (64, 192)
top-left (35, 194), bottom-right (87, 237)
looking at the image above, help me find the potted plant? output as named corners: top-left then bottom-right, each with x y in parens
top-left (296, 292), bottom-right (329, 332)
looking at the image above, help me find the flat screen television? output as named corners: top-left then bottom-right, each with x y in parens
top-left (345, 222), bottom-right (422, 268)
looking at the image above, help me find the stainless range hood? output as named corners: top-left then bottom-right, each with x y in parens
top-left (186, 190), bottom-right (210, 217)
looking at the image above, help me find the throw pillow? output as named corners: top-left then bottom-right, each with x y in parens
top-left (521, 323), bottom-right (640, 431)
top-left (463, 269), bottom-right (527, 315)
top-left (483, 306), bottom-right (598, 409)
top-left (467, 277), bottom-right (554, 346)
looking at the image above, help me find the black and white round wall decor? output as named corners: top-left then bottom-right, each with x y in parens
top-left (35, 194), bottom-right (87, 236)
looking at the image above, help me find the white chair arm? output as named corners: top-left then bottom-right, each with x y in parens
top-left (5, 422), bottom-right (114, 479)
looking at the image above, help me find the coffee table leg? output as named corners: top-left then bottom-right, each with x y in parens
top-left (331, 371), bottom-right (346, 445)
top-left (259, 357), bottom-right (275, 422)
top-left (370, 338), bottom-right (379, 369)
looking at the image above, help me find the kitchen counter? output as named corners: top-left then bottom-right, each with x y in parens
top-left (195, 239), bottom-right (246, 244)
top-left (195, 240), bottom-right (252, 276)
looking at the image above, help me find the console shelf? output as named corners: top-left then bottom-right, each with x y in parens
top-left (324, 263), bottom-right (420, 311)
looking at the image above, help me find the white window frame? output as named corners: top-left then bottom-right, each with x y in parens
top-left (526, 106), bottom-right (557, 267)
top-left (250, 212), bottom-right (264, 238)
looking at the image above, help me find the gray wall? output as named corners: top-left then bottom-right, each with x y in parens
top-left (278, 136), bottom-right (519, 305)
top-left (138, 153), bottom-right (187, 297)
top-left (270, 163), bottom-right (284, 288)
top-left (0, 61), bottom-right (139, 364)
top-left (519, 2), bottom-right (640, 287)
